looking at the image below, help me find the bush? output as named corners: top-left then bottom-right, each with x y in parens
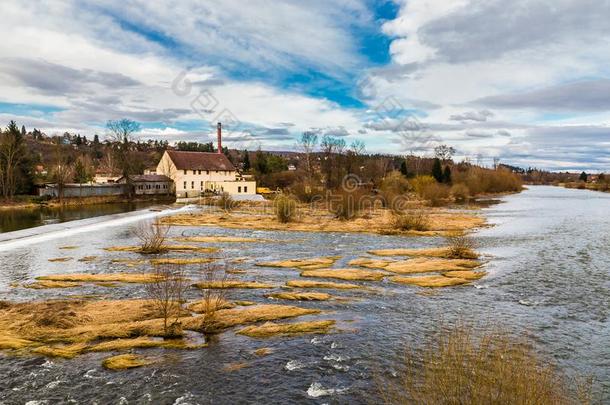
top-left (421, 182), bottom-right (450, 206)
top-left (410, 175), bottom-right (436, 198)
top-left (446, 235), bottom-right (477, 259)
top-left (452, 167), bottom-right (522, 195)
top-left (450, 183), bottom-right (470, 202)
top-left (274, 194), bottom-right (298, 223)
top-left (329, 188), bottom-right (369, 220)
top-left (392, 211), bottom-right (429, 232)
top-left (217, 192), bottom-right (239, 211)
top-left (380, 171), bottom-right (411, 209)
top-left (134, 219), bottom-right (169, 254)
top-left (380, 322), bottom-right (590, 405)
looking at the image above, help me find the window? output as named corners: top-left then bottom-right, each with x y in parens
top-left (238, 186), bottom-right (241, 193)
top-left (200, 181), bottom-right (203, 188)
top-left (183, 181), bottom-right (187, 189)
top-left (206, 170), bottom-right (209, 175)
top-left (198, 170), bottom-right (201, 175)
top-left (191, 181), bottom-right (194, 189)
top-left (244, 186), bottom-right (248, 193)
top-left (183, 170), bottom-right (187, 175)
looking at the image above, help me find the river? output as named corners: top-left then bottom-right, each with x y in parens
top-left (0, 185), bottom-right (608, 403)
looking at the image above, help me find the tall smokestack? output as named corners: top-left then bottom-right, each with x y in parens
top-left (217, 122), bottom-right (222, 154)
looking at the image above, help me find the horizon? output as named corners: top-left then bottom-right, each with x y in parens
top-left (1, 1), bottom-right (609, 171)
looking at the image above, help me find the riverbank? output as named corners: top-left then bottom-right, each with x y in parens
top-left (561, 181), bottom-right (610, 193)
top-left (0, 194), bottom-right (176, 210)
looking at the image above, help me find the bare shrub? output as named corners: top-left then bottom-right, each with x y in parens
top-left (198, 261), bottom-right (230, 336)
top-left (380, 171), bottom-right (411, 209)
top-left (392, 211), bottom-right (429, 232)
top-left (329, 188), bottom-right (369, 220)
top-left (274, 194), bottom-right (298, 223)
top-left (450, 183), bottom-right (470, 202)
top-left (380, 322), bottom-right (588, 405)
top-left (410, 175), bottom-right (436, 198)
top-left (145, 264), bottom-right (188, 337)
top-left (421, 182), bottom-right (451, 206)
top-left (446, 234), bottom-right (477, 259)
top-left (217, 192), bottom-right (239, 212)
top-left (134, 219), bottom-right (169, 254)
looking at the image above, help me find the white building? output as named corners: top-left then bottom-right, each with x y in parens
top-left (156, 150), bottom-right (256, 198)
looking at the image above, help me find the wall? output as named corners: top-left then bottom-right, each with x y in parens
top-left (39, 184), bottom-right (127, 198)
top-left (220, 181), bottom-right (257, 195)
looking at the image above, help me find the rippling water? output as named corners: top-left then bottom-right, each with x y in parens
top-left (0, 186), bottom-right (608, 404)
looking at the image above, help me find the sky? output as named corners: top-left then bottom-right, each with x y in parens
top-left (1, 0), bottom-right (609, 171)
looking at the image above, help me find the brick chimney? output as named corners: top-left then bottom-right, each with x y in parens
top-left (217, 122), bottom-right (222, 154)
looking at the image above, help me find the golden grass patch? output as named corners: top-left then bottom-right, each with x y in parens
top-left (192, 280), bottom-right (274, 289)
top-left (238, 320), bottom-right (336, 338)
top-left (174, 236), bottom-right (263, 243)
top-left (199, 304), bottom-right (321, 331)
top-left (0, 335), bottom-right (34, 350)
top-left (102, 354), bottom-right (151, 370)
top-left (48, 257), bottom-right (73, 262)
top-left (383, 258), bottom-right (481, 274)
top-left (78, 256), bottom-right (98, 262)
top-left (32, 343), bottom-right (87, 359)
top-left (59, 246), bottom-right (79, 250)
top-left (187, 299), bottom-right (235, 313)
top-left (37, 273), bottom-right (160, 284)
top-left (443, 270), bottom-right (487, 280)
top-left (267, 292), bottom-right (331, 301)
top-left (285, 280), bottom-right (361, 290)
top-left (348, 257), bottom-right (392, 269)
top-left (223, 362), bottom-right (249, 372)
top-left (150, 258), bottom-right (214, 266)
top-left (256, 256), bottom-right (340, 270)
top-left (105, 244), bottom-right (218, 253)
top-left (253, 347), bottom-right (273, 356)
top-left (24, 280), bottom-right (83, 289)
top-left (369, 246), bottom-right (479, 259)
top-left (390, 275), bottom-right (470, 288)
top-left (300, 268), bottom-right (388, 281)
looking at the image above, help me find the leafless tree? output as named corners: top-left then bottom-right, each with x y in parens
top-left (145, 263), bottom-right (188, 337)
top-left (0, 121), bottom-right (26, 199)
top-left (51, 137), bottom-right (73, 203)
top-left (320, 135), bottom-right (346, 189)
top-left (297, 131), bottom-right (318, 182)
top-left (198, 260), bottom-right (230, 336)
top-left (434, 144), bottom-right (456, 163)
top-left (107, 119), bottom-right (141, 198)
top-left (134, 219), bottom-right (169, 253)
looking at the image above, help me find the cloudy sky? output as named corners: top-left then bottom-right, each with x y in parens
top-left (1, 0), bottom-right (609, 171)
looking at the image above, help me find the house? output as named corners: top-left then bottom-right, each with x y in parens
top-left (94, 169), bottom-right (121, 184)
top-left (117, 174), bottom-right (173, 195)
top-left (156, 123), bottom-right (256, 198)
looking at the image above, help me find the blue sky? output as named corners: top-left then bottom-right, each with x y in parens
top-left (1, 0), bottom-right (609, 171)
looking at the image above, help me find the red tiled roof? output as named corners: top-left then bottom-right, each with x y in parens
top-left (166, 150), bottom-right (235, 171)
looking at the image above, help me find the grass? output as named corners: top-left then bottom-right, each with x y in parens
top-left (192, 280), bottom-right (274, 289)
top-left (300, 268), bottom-right (388, 281)
top-left (238, 320), bottom-right (336, 338)
top-left (105, 245), bottom-right (218, 254)
top-left (390, 275), bottom-right (470, 288)
top-left (445, 235), bottom-right (477, 259)
top-left (78, 256), bottom-right (98, 262)
top-left (369, 246), bottom-right (479, 260)
top-left (36, 273), bottom-right (161, 284)
top-left (150, 258), bottom-right (214, 266)
top-left (24, 280), bottom-right (83, 289)
top-left (48, 257), bottom-right (73, 262)
top-left (383, 258), bottom-right (481, 274)
top-left (102, 354), bottom-right (151, 370)
top-left (285, 280), bottom-right (361, 289)
top-left (274, 194), bottom-right (298, 223)
top-left (256, 256), bottom-right (340, 270)
top-left (267, 292), bottom-right (331, 301)
top-left (391, 211), bottom-right (430, 232)
top-left (174, 236), bottom-right (263, 243)
top-left (379, 322), bottom-right (586, 404)
top-left (444, 270), bottom-right (486, 280)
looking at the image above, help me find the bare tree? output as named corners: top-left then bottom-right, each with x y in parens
top-left (145, 264), bottom-right (188, 337)
top-left (107, 119), bottom-right (141, 198)
top-left (320, 135), bottom-right (346, 189)
top-left (434, 144), bottom-right (456, 163)
top-left (297, 131), bottom-right (318, 182)
top-left (198, 260), bottom-right (230, 336)
top-left (134, 219), bottom-right (169, 253)
top-left (51, 137), bottom-right (73, 203)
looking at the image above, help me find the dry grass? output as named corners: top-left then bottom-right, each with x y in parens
top-left (285, 280), bottom-right (361, 290)
top-left (150, 258), bottom-right (214, 266)
top-left (380, 322), bottom-right (583, 404)
top-left (444, 270), bottom-right (487, 280)
top-left (59, 245), bottom-right (79, 250)
top-left (391, 211), bottom-right (430, 232)
top-left (187, 299), bottom-right (235, 313)
top-left (174, 236), bottom-right (263, 243)
top-left (256, 256), bottom-right (340, 270)
top-left (78, 256), bottom-right (98, 262)
top-left (238, 320), bottom-right (335, 338)
top-left (193, 280), bottom-right (274, 289)
top-left (161, 205), bottom-right (485, 237)
top-left (390, 275), bottom-right (470, 288)
top-left (274, 194), bottom-right (298, 223)
top-left (48, 257), bottom-right (73, 262)
top-left (105, 244), bottom-right (218, 254)
top-left (88, 336), bottom-right (203, 352)
top-left (24, 280), bottom-right (83, 289)
top-left (267, 292), bottom-right (331, 301)
top-left (37, 273), bottom-right (161, 284)
top-left (383, 258), bottom-right (481, 274)
top-left (369, 246), bottom-right (479, 260)
top-left (32, 343), bottom-right (87, 359)
top-left (300, 268), bottom-right (388, 281)
top-left (102, 354), bottom-right (151, 370)
top-left (253, 347), bottom-right (273, 356)
top-left (446, 235), bottom-right (477, 259)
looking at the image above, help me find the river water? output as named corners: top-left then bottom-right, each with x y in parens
top-left (0, 186), bottom-right (608, 404)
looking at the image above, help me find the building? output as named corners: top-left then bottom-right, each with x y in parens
top-left (117, 174), bottom-right (173, 195)
top-left (156, 123), bottom-right (256, 198)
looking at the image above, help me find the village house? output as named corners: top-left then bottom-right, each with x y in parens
top-left (156, 123), bottom-right (256, 198)
top-left (117, 174), bottom-right (173, 195)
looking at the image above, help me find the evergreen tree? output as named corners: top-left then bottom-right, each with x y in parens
top-left (400, 160), bottom-right (409, 177)
top-left (579, 171), bottom-right (588, 182)
top-left (21, 125), bottom-right (26, 136)
top-left (431, 158), bottom-right (443, 182)
top-left (74, 159), bottom-right (89, 184)
top-left (443, 165), bottom-right (452, 184)
top-left (93, 134), bottom-right (100, 146)
top-left (254, 150), bottom-right (269, 175)
top-left (243, 150), bottom-right (251, 171)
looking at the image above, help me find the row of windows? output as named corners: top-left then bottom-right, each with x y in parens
top-left (137, 184), bottom-right (168, 190)
top-left (182, 181), bottom-right (247, 193)
top-left (183, 170), bottom-right (231, 175)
